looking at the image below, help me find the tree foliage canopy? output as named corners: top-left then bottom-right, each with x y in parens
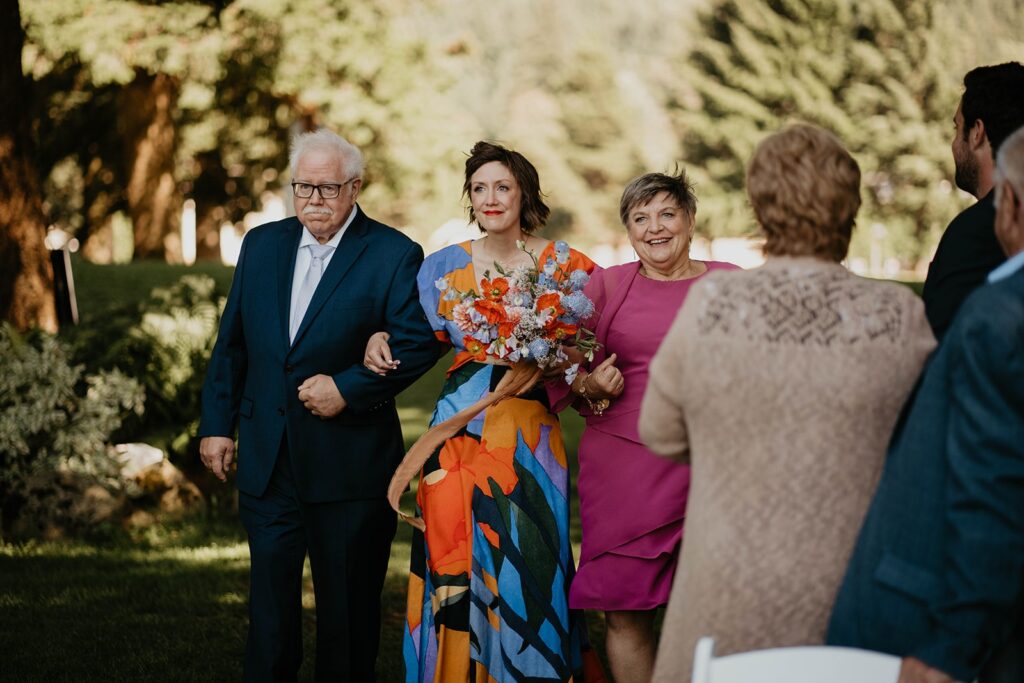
top-left (16, 0), bottom-right (1024, 266)
top-left (669, 0), bottom-right (1024, 263)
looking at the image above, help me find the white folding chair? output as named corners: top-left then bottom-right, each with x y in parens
top-left (690, 636), bottom-right (901, 683)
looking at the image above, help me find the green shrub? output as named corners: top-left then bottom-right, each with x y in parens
top-left (66, 274), bottom-right (223, 458)
top-left (0, 324), bottom-right (144, 533)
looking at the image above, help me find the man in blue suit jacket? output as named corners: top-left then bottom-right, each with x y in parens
top-left (828, 126), bottom-right (1024, 683)
top-left (198, 129), bottom-right (437, 682)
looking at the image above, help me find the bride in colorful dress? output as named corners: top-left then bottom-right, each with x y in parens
top-left (365, 141), bottom-right (598, 682)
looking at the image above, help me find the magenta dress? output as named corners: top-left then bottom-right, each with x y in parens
top-left (560, 260), bottom-right (739, 611)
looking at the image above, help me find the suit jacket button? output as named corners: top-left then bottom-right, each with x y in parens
top-left (285, 364), bottom-right (295, 373)
top-left (277, 407), bottom-right (285, 416)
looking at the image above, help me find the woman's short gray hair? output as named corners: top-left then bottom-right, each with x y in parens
top-left (289, 129), bottom-right (365, 180)
top-left (619, 170), bottom-right (697, 226)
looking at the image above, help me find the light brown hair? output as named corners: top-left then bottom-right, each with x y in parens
top-left (747, 124), bottom-right (861, 262)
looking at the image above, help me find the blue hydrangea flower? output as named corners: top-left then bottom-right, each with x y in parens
top-left (538, 274), bottom-right (557, 290)
top-left (554, 240), bottom-right (570, 264)
top-left (434, 277), bottom-right (449, 291)
top-left (568, 269), bottom-right (590, 290)
top-left (562, 291), bottom-right (594, 319)
top-left (528, 338), bottom-right (551, 360)
top-left (542, 258), bottom-right (557, 276)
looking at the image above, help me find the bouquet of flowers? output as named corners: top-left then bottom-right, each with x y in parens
top-left (388, 241), bottom-right (600, 528)
top-left (436, 240), bottom-right (598, 384)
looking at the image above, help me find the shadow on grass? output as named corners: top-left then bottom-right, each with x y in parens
top-left (0, 542), bottom-right (250, 682)
top-left (1, 519), bottom-right (430, 683)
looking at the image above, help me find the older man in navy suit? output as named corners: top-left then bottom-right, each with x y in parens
top-left (198, 129), bottom-right (437, 682)
top-left (827, 126), bottom-right (1024, 683)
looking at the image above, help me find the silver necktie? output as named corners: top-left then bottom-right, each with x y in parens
top-left (289, 243), bottom-right (334, 343)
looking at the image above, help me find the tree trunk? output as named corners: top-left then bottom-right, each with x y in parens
top-left (0, 0), bottom-right (57, 333)
top-left (119, 71), bottom-right (182, 262)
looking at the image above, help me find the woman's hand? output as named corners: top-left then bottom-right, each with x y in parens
top-left (364, 331), bottom-right (399, 375)
top-left (576, 353), bottom-right (623, 400)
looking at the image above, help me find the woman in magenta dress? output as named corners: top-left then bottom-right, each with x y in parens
top-left (553, 171), bottom-right (738, 683)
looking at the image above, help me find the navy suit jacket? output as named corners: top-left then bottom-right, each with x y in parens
top-left (198, 209), bottom-right (438, 502)
top-left (922, 192), bottom-right (1004, 339)
top-left (827, 266), bottom-right (1024, 681)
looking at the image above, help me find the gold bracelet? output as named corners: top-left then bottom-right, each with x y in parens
top-left (575, 372), bottom-right (591, 398)
top-left (577, 372), bottom-right (610, 416)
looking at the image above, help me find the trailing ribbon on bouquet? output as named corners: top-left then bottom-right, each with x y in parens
top-left (386, 362), bottom-right (543, 531)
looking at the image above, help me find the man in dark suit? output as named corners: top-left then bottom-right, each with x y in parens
top-left (828, 125), bottom-right (1024, 683)
top-left (922, 61), bottom-right (1024, 338)
top-left (198, 129), bottom-right (437, 681)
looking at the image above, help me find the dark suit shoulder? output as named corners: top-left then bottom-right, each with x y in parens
top-left (930, 194), bottom-right (1001, 270)
top-left (947, 269), bottom-right (1024, 356)
top-left (922, 194), bottom-right (1003, 337)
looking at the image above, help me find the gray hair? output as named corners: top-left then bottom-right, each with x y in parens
top-left (289, 129), bottom-right (365, 180)
top-left (995, 125), bottom-right (1024, 207)
top-left (619, 170), bottom-right (697, 227)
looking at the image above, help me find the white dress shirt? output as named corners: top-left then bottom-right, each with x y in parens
top-left (988, 249), bottom-right (1024, 283)
top-left (288, 205), bottom-right (359, 340)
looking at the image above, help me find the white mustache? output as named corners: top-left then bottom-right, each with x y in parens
top-left (302, 207), bottom-right (334, 216)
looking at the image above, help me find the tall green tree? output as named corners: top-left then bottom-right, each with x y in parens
top-left (401, 0), bottom-right (700, 246)
top-left (24, 0), bottom-right (219, 261)
top-left (206, 0), bottom-right (463, 232)
top-left (23, 0), bottom-right (458, 259)
top-left (669, 0), bottom-right (1023, 266)
top-left (1, 0), bottom-right (56, 332)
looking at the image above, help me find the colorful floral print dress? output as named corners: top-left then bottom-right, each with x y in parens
top-left (403, 241), bottom-right (596, 683)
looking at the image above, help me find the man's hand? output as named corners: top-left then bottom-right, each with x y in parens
top-left (898, 657), bottom-right (955, 683)
top-left (199, 436), bottom-right (235, 483)
top-left (298, 374), bottom-right (347, 418)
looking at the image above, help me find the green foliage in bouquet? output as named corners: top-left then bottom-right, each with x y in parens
top-left (0, 324), bottom-right (144, 530)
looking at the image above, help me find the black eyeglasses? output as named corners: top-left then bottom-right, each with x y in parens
top-left (291, 178), bottom-right (357, 199)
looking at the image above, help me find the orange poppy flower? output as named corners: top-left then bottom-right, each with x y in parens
top-left (545, 318), bottom-right (578, 340)
top-left (479, 277), bottom-right (509, 301)
top-left (535, 292), bottom-right (564, 316)
top-left (462, 336), bottom-right (489, 361)
top-left (473, 299), bottom-right (507, 325)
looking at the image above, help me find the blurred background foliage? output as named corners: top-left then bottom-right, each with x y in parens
top-left (22, 0), bottom-right (1022, 268)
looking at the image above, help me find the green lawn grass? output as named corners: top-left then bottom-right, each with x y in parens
top-left (69, 255), bottom-right (236, 324)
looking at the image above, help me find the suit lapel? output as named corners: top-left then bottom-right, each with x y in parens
top-left (289, 209), bottom-right (370, 349)
top-left (277, 218), bottom-right (303, 350)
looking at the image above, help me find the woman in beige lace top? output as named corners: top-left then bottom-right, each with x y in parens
top-left (638, 124), bottom-right (937, 679)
